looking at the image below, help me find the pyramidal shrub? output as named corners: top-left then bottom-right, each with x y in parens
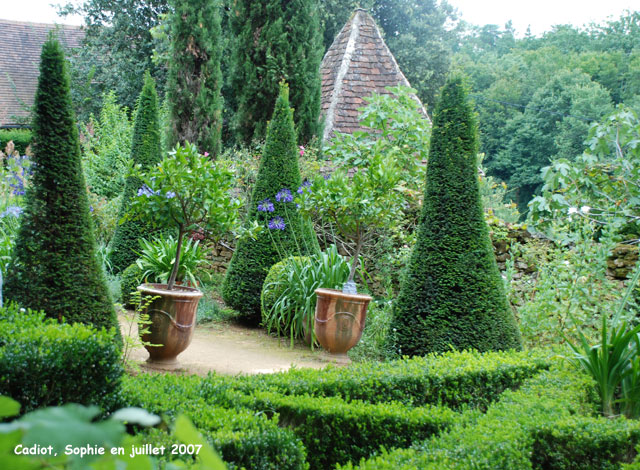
top-left (3, 36), bottom-right (117, 332)
top-left (108, 72), bottom-right (162, 274)
top-left (387, 75), bottom-right (522, 356)
top-left (222, 82), bottom-right (318, 322)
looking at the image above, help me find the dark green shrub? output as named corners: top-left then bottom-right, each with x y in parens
top-left (2, 36), bottom-right (117, 332)
top-left (0, 128), bottom-right (32, 155)
top-left (388, 75), bottom-right (522, 356)
top-left (120, 262), bottom-right (143, 309)
top-left (167, 0), bottom-right (223, 156)
top-left (0, 303), bottom-right (123, 414)
top-left (123, 374), bottom-right (308, 470)
top-left (531, 417), bottom-right (640, 470)
top-left (222, 82), bottom-right (318, 322)
top-left (214, 349), bottom-right (551, 410)
top-left (232, 391), bottom-right (456, 470)
top-left (108, 72), bottom-right (162, 274)
top-left (230, 0), bottom-right (322, 144)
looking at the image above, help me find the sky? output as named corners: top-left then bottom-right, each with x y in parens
top-left (0, 0), bottom-right (637, 36)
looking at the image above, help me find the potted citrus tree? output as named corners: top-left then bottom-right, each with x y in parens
top-left (127, 142), bottom-right (241, 366)
top-left (296, 150), bottom-right (404, 358)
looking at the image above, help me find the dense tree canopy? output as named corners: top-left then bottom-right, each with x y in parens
top-left (453, 11), bottom-right (640, 212)
top-left (59, 0), bottom-right (169, 118)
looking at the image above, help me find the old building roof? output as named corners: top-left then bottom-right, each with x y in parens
top-left (0, 19), bottom-right (84, 127)
top-left (320, 9), bottom-right (428, 142)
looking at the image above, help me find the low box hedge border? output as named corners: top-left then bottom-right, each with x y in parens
top-left (339, 366), bottom-right (640, 470)
top-left (202, 349), bottom-right (552, 410)
top-left (0, 303), bottom-right (123, 414)
top-left (123, 373), bottom-right (308, 470)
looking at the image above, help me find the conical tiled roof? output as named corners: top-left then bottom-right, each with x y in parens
top-left (320, 9), bottom-right (428, 142)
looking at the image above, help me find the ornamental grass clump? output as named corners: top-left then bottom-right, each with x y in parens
top-left (222, 82), bottom-right (318, 322)
top-left (387, 75), bottom-right (522, 356)
top-left (3, 35), bottom-right (118, 333)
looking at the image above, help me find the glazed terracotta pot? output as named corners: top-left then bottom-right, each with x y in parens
top-left (137, 283), bottom-right (203, 366)
top-left (314, 288), bottom-right (372, 356)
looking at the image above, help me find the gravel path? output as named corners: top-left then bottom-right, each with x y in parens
top-left (120, 315), bottom-right (332, 376)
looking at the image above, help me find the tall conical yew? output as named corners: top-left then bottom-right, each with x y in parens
top-left (167, 0), bottom-right (223, 156)
top-left (230, 0), bottom-right (323, 144)
top-left (222, 82), bottom-right (318, 322)
top-left (387, 75), bottom-right (522, 356)
top-left (3, 36), bottom-right (117, 332)
top-left (109, 72), bottom-right (162, 274)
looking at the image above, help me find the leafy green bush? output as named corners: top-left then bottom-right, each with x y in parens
top-left (123, 374), bottom-right (307, 470)
top-left (0, 129), bottom-right (32, 155)
top-left (261, 245), bottom-right (353, 345)
top-left (120, 262), bottom-right (144, 309)
top-left (531, 416), bottom-right (640, 470)
top-left (387, 75), bottom-right (521, 356)
top-left (0, 395), bottom-right (228, 470)
top-left (204, 349), bottom-right (551, 410)
top-left (81, 90), bottom-right (132, 199)
top-left (136, 235), bottom-right (208, 287)
top-left (233, 391), bottom-right (456, 470)
top-left (0, 303), bottom-right (123, 414)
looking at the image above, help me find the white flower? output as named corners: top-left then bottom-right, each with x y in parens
top-left (568, 207), bottom-right (578, 215)
top-left (581, 205), bottom-right (591, 214)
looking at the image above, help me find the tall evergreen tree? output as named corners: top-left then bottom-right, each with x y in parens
top-left (387, 75), bottom-right (522, 356)
top-left (109, 72), bottom-right (162, 274)
top-left (230, 0), bottom-right (323, 144)
top-left (222, 82), bottom-right (318, 322)
top-left (167, 0), bottom-right (223, 156)
top-left (3, 36), bottom-right (117, 332)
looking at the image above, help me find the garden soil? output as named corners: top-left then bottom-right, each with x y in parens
top-left (120, 315), bottom-right (333, 376)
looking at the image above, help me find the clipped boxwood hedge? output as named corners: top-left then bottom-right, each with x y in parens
top-left (123, 373), bottom-right (308, 470)
top-left (340, 366), bottom-right (640, 470)
top-left (0, 303), bottom-right (123, 414)
top-left (530, 416), bottom-right (640, 470)
top-left (231, 391), bottom-right (457, 470)
top-left (205, 349), bottom-right (551, 410)
top-left (0, 128), bottom-right (32, 155)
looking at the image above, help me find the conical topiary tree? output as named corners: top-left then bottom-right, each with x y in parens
top-left (167, 0), bottom-right (223, 156)
top-left (222, 82), bottom-right (318, 322)
top-left (108, 72), bottom-right (162, 274)
top-left (387, 75), bottom-right (522, 356)
top-left (3, 35), bottom-right (117, 332)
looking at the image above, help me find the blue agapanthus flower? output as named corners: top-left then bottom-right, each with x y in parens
top-left (137, 184), bottom-right (158, 197)
top-left (297, 180), bottom-right (312, 194)
top-left (1, 206), bottom-right (23, 218)
top-left (275, 188), bottom-right (294, 203)
top-left (268, 216), bottom-right (286, 230)
top-left (257, 198), bottom-right (275, 212)
top-left (165, 191), bottom-right (176, 199)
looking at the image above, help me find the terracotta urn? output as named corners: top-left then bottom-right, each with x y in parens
top-left (314, 288), bottom-right (372, 359)
top-left (137, 283), bottom-right (203, 367)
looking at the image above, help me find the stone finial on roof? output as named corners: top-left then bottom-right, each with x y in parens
top-left (320, 9), bottom-right (428, 142)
